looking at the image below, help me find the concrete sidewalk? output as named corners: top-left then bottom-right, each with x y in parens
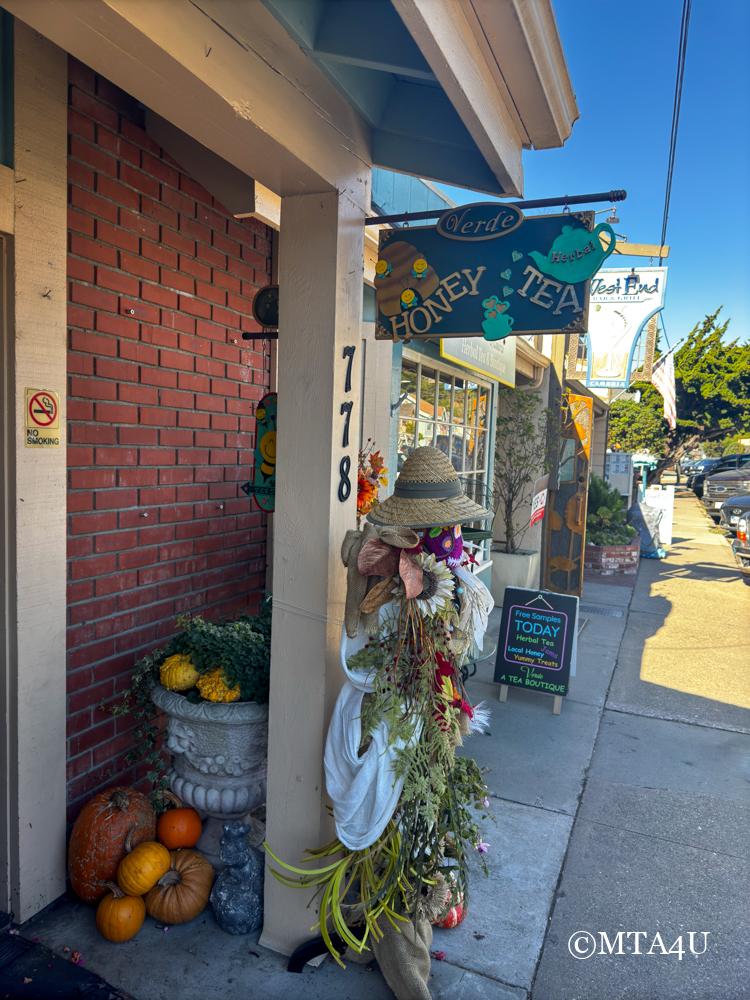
top-left (16, 492), bottom-right (749, 999)
top-left (533, 491), bottom-right (750, 1000)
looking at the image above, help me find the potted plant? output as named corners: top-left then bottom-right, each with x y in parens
top-left (490, 386), bottom-right (551, 606)
top-left (116, 602), bottom-right (271, 863)
top-left (584, 475), bottom-right (640, 575)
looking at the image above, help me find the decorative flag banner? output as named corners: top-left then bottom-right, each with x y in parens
top-left (651, 352), bottom-right (677, 430)
top-left (567, 394), bottom-right (593, 460)
top-left (585, 267), bottom-right (668, 388)
top-left (375, 204), bottom-right (616, 342)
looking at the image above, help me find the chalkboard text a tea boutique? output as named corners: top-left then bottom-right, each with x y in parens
top-left (494, 587), bottom-right (578, 699)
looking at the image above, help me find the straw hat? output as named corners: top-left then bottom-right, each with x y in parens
top-left (367, 446), bottom-right (491, 529)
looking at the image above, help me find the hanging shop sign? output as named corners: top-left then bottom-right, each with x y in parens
top-left (585, 267), bottom-right (667, 388)
top-left (493, 587), bottom-right (578, 697)
top-left (25, 388), bottom-right (61, 448)
top-left (375, 204), bottom-right (615, 343)
top-left (240, 392), bottom-right (277, 511)
top-left (439, 334), bottom-right (516, 386)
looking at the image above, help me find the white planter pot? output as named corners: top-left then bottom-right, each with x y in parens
top-left (151, 685), bottom-right (268, 819)
top-left (490, 547), bottom-right (541, 607)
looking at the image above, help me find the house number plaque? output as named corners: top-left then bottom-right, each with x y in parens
top-left (338, 346), bottom-right (356, 502)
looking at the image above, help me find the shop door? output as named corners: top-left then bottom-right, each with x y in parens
top-left (542, 393), bottom-right (593, 596)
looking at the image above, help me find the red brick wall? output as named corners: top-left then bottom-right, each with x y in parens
top-left (584, 540), bottom-right (640, 575)
top-left (66, 59), bottom-right (272, 817)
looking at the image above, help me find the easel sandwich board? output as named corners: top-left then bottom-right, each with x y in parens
top-left (493, 587), bottom-right (578, 714)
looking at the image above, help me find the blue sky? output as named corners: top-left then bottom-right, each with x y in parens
top-left (440, 0), bottom-right (750, 346)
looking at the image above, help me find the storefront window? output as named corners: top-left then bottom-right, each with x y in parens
top-left (399, 356), bottom-right (493, 565)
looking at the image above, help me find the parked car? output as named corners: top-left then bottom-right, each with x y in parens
top-left (679, 456), bottom-right (703, 476)
top-left (731, 513), bottom-right (750, 585)
top-left (719, 494), bottom-right (750, 534)
top-left (702, 463), bottom-right (750, 519)
top-left (686, 457), bottom-right (720, 492)
top-left (691, 454), bottom-right (750, 498)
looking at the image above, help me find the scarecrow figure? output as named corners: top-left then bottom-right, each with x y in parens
top-left (267, 448), bottom-right (494, 1000)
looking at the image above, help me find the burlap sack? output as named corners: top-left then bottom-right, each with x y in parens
top-left (341, 523), bottom-right (379, 637)
top-left (372, 918), bottom-right (433, 1000)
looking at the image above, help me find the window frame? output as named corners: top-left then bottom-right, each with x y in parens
top-left (399, 350), bottom-right (494, 569)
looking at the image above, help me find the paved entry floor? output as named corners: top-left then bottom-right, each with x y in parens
top-left (16, 492), bottom-right (750, 999)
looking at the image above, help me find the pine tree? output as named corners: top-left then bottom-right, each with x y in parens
top-left (608, 308), bottom-right (750, 475)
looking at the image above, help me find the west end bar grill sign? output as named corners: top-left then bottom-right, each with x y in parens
top-left (375, 203), bottom-right (616, 342)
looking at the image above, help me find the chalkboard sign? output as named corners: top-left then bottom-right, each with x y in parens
top-left (493, 588), bottom-right (578, 697)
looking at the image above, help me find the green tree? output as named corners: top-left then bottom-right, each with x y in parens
top-left (608, 396), bottom-right (668, 455)
top-left (608, 308), bottom-right (750, 477)
top-left (493, 386), bottom-right (551, 553)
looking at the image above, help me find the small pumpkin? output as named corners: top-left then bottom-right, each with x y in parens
top-left (157, 807), bottom-right (203, 850)
top-left (160, 653), bottom-right (199, 692)
top-left (145, 849), bottom-right (215, 925)
top-left (95, 883), bottom-right (146, 942)
top-left (196, 668), bottom-right (240, 703)
top-left (68, 786), bottom-right (156, 903)
top-left (117, 841), bottom-right (171, 896)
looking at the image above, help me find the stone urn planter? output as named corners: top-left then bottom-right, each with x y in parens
top-left (151, 684), bottom-right (268, 864)
top-left (490, 546), bottom-right (541, 607)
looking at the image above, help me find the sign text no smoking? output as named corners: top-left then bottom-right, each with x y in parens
top-left (25, 388), bottom-right (61, 448)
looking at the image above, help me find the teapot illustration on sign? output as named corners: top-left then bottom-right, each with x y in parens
top-left (528, 223), bottom-right (616, 284)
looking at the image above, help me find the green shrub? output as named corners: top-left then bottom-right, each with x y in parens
top-left (586, 474), bottom-right (637, 546)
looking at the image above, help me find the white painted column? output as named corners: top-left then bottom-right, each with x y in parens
top-left (9, 24), bottom-right (68, 920)
top-left (361, 322), bottom-right (396, 453)
top-left (261, 182), bottom-right (368, 954)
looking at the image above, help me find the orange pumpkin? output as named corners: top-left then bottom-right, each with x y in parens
top-left (68, 787), bottom-right (156, 903)
top-left (157, 807), bottom-right (202, 850)
top-left (95, 883), bottom-right (146, 942)
top-left (117, 841), bottom-right (171, 896)
top-left (145, 849), bottom-right (214, 925)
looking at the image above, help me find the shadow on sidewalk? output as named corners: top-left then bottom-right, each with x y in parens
top-left (608, 496), bottom-right (750, 727)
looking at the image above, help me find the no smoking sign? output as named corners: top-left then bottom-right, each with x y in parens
top-left (25, 388), bottom-right (61, 448)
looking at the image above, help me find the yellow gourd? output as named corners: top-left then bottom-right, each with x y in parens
top-left (160, 654), bottom-right (199, 692)
top-left (196, 668), bottom-right (240, 703)
top-left (117, 841), bottom-right (170, 896)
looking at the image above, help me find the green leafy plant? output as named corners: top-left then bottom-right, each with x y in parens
top-left (112, 600), bottom-right (272, 809)
top-left (493, 386), bottom-right (553, 553)
top-left (586, 474), bottom-right (637, 546)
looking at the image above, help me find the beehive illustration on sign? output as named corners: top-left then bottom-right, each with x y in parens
top-left (375, 240), bottom-right (440, 317)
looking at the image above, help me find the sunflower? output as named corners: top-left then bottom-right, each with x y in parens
top-left (413, 552), bottom-right (454, 617)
